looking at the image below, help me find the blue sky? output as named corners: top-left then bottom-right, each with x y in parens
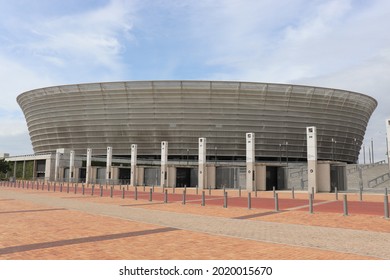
top-left (1, 0), bottom-right (390, 163)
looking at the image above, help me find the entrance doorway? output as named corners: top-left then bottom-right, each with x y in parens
top-left (331, 165), bottom-right (346, 191)
top-left (119, 168), bottom-right (130, 184)
top-left (266, 166), bottom-right (286, 190)
top-left (176, 167), bottom-right (197, 188)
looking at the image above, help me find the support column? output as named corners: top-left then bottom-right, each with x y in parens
top-left (246, 132), bottom-right (255, 192)
top-left (386, 119), bottom-right (390, 171)
top-left (307, 126), bottom-right (318, 194)
top-left (198, 138), bottom-right (206, 189)
top-left (106, 146), bottom-right (113, 183)
top-left (160, 141), bottom-right (168, 187)
top-left (54, 149), bottom-right (61, 181)
top-left (69, 150), bottom-right (75, 182)
top-left (22, 160), bottom-right (26, 179)
top-left (13, 161), bottom-right (16, 179)
top-left (32, 160), bottom-right (36, 180)
top-left (130, 144), bottom-right (137, 186)
top-left (86, 148), bottom-right (92, 185)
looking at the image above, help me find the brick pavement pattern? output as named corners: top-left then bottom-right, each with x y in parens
top-left (1, 187), bottom-right (389, 260)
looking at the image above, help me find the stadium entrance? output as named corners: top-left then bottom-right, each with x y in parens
top-left (176, 167), bottom-right (197, 188)
top-left (266, 166), bottom-right (286, 190)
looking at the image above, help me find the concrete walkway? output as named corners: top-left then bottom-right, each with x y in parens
top-left (1, 190), bottom-right (390, 259)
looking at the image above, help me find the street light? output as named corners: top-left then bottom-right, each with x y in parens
top-left (285, 141), bottom-right (289, 167)
top-left (331, 138), bottom-right (336, 161)
top-left (279, 144), bottom-right (282, 164)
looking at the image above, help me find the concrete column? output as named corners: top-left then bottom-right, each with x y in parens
top-left (198, 138), bottom-right (206, 189)
top-left (307, 126), bottom-right (318, 194)
top-left (54, 149), bottom-right (61, 181)
top-left (22, 160), bottom-right (26, 179)
top-left (13, 161), bottom-right (16, 179)
top-left (160, 141), bottom-right (168, 187)
top-left (69, 150), bottom-right (75, 182)
top-left (106, 146), bottom-right (113, 182)
top-left (130, 144), bottom-right (137, 186)
top-left (32, 160), bottom-right (36, 180)
top-left (246, 132), bottom-right (255, 191)
top-left (86, 148), bottom-right (92, 185)
top-left (386, 119), bottom-right (390, 171)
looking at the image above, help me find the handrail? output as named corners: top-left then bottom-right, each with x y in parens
top-left (368, 172), bottom-right (390, 188)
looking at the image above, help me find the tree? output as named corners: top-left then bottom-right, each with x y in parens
top-left (0, 159), bottom-right (10, 178)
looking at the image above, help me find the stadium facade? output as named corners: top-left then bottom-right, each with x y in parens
top-left (6, 81), bottom-right (377, 192)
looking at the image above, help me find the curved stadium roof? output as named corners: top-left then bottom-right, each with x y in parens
top-left (17, 81), bottom-right (377, 163)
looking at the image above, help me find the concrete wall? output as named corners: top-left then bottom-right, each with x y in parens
top-left (317, 162), bottom-right (331, 192)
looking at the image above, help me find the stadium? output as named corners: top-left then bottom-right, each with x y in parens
top-left (8, 81), bottom-right (378, 191)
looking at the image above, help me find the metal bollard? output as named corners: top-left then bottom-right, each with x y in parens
top-left (292, 187), bottom-right (295, 199)
top-left (274, 193), bottom-right (279, 212)
top-left (143, 185), bottom-right (146, 192)
top-left (273, 186), bottom-right (276, 198)
top-left (196, 185), bottom-right (198, 195)
top-left (60, 183), bottom-right (63, 192)
top-left (82, 184), bottom-right (85, 195)
top-left (309, 193), bottom-right (314, 214)
top-left (201, 191), bottom-right (205, 206)
top-left (343, 194), bottom-right (348, 216)
top-left (149, 188), bottom-right (153, 201)
top-left (110, 186), bottom-right (113, 198)
top-left (209, 185), bottom-right (211, 195)
top-left (53, 183), bottom-right (56, 192)
top-left (384, 195), bottom-right (389, 219)
top-left (47, 182), bottom-right (50, 192)
top-left (127, 184), bottom-right (129, 191)
top-left (223, 191), bottom-right (228, 208)
top-left (335, 187), bottom-right (338, 200)
top-left (359, 187), bottom-right (363, 201)
top-left (135, 186), bottom-right (138, 200)
top-left (100, 186), bottom-right (103, 197)
top-left (122, 188), bottom-right (125, 199)
top-left (248, 192), bottom-right (252, 210)
top-left (173, 187), bottom-right (175, 194)
top-left (164, 189), bottom-right (168, 203)
top-left (91, 184), bottom-right (95, 196)
top-left (182, 189), bottom-right (186, 205)
top-left (239, 185), bottom-right (241, 197)
top-left (67, 184), bottom-right (69, 193)
top-left (311, 187), bottom-right (314, 199)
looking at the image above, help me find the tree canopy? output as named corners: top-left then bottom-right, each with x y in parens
top-left (0, 159), bottom-right (10, 175)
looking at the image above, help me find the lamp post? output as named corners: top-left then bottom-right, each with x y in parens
top-left (285, 141), bottom-right (289, 167)
top-left (363, 144), bottom-right (366, 164)
top-left (331, 138), bottom-right (336, 161)
top-left (279, 144), bottom-right (282, 164)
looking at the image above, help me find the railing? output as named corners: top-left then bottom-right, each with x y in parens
top-left (289, 168), bottom-right (307, 178)
top-left (368, 172), bottom-right (390, 188)
top-left (347, 160), bottom-right (386, 174)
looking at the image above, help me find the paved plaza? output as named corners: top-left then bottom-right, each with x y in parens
top-left (0, 183), bottom-right (389, 260)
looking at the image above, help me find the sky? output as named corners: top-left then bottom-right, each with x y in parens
top-left (0, 0), bottom-right (390, 163)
